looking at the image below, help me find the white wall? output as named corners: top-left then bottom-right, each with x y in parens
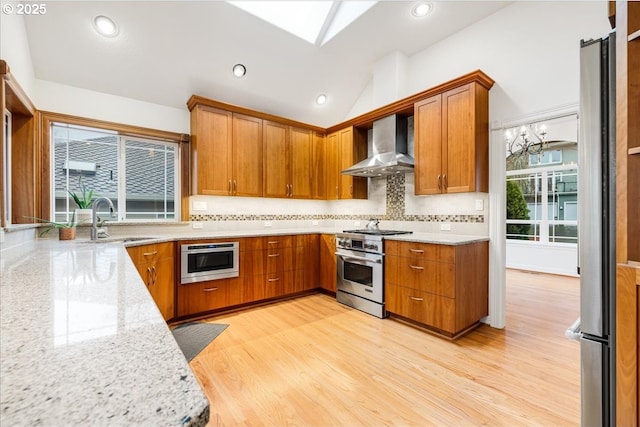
top-left (349, 1), bottom-right (610, 124)
top-left (35, 79), bottom-right (189, 133)
top-left (0, 11), bottom-right (189, 134)
top-left (0, 11), bottom-right (36, 97)
top-left (507, 241), bottom-right (578, 277)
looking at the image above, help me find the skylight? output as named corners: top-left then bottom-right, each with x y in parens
top-left (228, 1), bottom-right (377, 46)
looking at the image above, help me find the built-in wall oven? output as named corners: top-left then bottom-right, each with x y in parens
top-left (180, 242), bottom-right (239, 284)
top-left (335, 230), bottom-right (411, 318)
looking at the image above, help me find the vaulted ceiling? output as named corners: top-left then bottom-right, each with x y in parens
top-left (23, 1), bottom-right (510, 127)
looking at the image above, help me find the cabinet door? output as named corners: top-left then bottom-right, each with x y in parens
top-left (442, 84), bottom-right (475, 193)
top-left (325, 131), bottom-right (339, 200)
top-left (414, 95), bottom-right (443, 195)
top-left (151, 255), bottom-right (175, 321)
top-left (232, 113), bottom-right (263, 197)
top-left (263, 120), bottom-right (289, 198)
top-left (311, 132), bottom-right (326, 200)
top-left (289, 127), bottom-right (313, 199)
top-left (319, 234), bottom-right (337, 292)
top-left (338, 127), bottom-right (355, 199)
top-left (191, 106), bottom-right (233, 195)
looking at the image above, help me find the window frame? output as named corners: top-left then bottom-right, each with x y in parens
top-left (506, 163), bottom-right (578, 244)
top-left (40, 111), bottom-right (188, 222)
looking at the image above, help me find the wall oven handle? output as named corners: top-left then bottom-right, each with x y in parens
top-left (203, 287), bottom-right (219, 292)
top-left (409, 265), bottom-right (424, 270)
top-left (335, 253), bottom-right (382, 264)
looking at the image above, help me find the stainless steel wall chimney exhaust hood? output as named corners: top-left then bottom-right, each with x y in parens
top-left (341, 115), bottom-right (413, 177)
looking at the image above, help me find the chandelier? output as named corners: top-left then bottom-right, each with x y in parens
top-left (505, 123), bottom-right (548, 157)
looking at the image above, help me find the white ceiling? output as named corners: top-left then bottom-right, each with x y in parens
top-left (23, 1), bottom-right (511, 128)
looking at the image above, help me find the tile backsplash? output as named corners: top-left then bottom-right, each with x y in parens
top-left (190, 173), bottom-right (489, 235)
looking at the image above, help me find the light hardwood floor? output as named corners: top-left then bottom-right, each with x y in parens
top-left (190, 269), bottom-right (580, 427)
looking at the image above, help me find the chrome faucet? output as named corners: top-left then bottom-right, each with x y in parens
top-left (91, 197), bottom-right (116, 240)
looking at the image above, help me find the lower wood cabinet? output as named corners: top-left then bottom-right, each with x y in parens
top-left (176, 234), bottom-right (320, 318)
top-left (177, 278), bottom-right (244, 316)
top-left (319, 234), bottom-right (337, 292)
top-left (127, 242), bottom-right (175, 321)
top-left (385, 240), bottom-right (488, 337)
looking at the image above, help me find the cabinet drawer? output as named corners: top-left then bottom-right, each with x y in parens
top-left (177, 278), bottom-right (242, 316)
top-left (266, 246), bottom-right (293, 273)
top-left (127, 242), bottom-right (174, 264)
top-left (264, 235), bottom-right (294, 249)
top-left (385, 255), bottom-right (455, 298)
top-left (386, 283), bottom-right (455, 333)
top-left (385, 240), bottom-right (455, 263)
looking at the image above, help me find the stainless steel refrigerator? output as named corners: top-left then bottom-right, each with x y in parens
top-left (567, 32), bottom-right (616, 427)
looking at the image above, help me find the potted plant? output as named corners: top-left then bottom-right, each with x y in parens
top-left (68, 177), bottom-right (94, 223)
top-left (27, 211), bottom-right (77, 240)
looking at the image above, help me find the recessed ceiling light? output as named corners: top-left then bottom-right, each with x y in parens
top-left (233, 64), bottom-right (247, 78)
top-left (93, 15), bottom-right (118, 37)
top-left (316, 94), bottom-right (327, 105)
top-left (411, 2), bottom-right (432, 18)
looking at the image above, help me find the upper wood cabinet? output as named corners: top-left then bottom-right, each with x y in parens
top-left (414, 82), bottom-right (489, 195)
top-left (263, 123), bottom-right (313, 199)
top-left (190, 105), bottom-right (262, 197)
top-left (325, 126), bottom-right (368, 200)
top-left (311, 132), bottom-right (326, 200)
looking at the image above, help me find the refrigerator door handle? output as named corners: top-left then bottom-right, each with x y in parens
top-left (565, 317), bottom-right (582, 341)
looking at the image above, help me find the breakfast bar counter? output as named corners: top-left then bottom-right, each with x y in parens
top-left (0, 239), bottom-right (209, 426)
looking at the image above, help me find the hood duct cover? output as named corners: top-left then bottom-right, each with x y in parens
top-left (341, 114), bottom-right (414, 177)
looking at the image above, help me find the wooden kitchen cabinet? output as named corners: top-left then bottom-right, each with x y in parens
top-left (177, 278), bottom-right (242, 317)
top-left (385, 240), bottom-right (488, 338)
top-left (325, 127), bottom-right (368, 200)
top-left (127, 242), bottom-right (175, 321)
top-left (319, 234), bottom-right (337, 292)
top-left (414, 82), bottom-right (489, 195)
top-left (190, 105), bottom-right (263, 196)
top-left (263, 123), bottom-right (313, 199)
top-left (311, 132), bottom-right (327, 200)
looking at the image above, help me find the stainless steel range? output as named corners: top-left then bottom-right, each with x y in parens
top-left (335, 229), bottom-right (412, 318)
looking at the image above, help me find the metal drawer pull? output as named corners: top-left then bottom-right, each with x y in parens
top-left (267, 278), bottom-right (280, 282)
top-left (437, 174), bottom-right (442, 190)
top-left (409, 265), bottom-right (424, 270)
top-left (409, 296), bottom-right (424, 302)
top-left (409, 249), bottom-right (424, 253)
top-left (143, 251), bottom-right (158, 256)
top-left (203, 287), bottom-right (219, 292)
top-left (267, 241), bottom-right (279, 245)
top-left (228, 180), bottom-right (231, 194)
top-left (268, 253), bottom-right (281, 257)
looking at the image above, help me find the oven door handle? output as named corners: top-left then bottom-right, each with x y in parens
top-left (335, 253), bottom-right (382, 264)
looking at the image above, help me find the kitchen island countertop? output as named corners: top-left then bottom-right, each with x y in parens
top-left (0, 239), bottom-right (209, 426)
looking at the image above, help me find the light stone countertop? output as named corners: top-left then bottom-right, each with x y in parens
top-left (384, 232), bottom-right (489, 245)
top-left (0, 239), bottom-right (209, 427)
top-left (0, 226), bottom-right (488, 425)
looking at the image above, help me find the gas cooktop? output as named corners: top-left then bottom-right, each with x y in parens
top-left (342, 229), bottom-right (413, 236)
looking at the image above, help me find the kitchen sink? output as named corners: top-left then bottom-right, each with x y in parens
top-left (81, 236), bottom-right (155, 244)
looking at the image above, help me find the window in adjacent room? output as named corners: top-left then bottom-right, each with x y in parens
top-left (51, 123), bottom-right (178, 222)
